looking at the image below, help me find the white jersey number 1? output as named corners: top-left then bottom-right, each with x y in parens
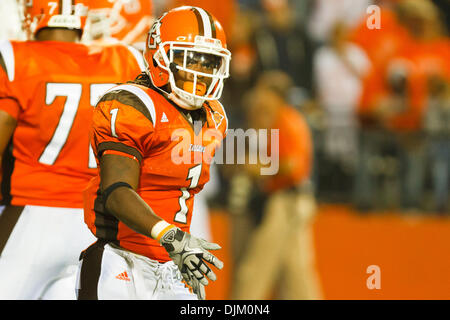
top-left (174, 164), bottom-right (202, 224)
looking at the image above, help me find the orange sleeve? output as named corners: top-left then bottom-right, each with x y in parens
top-left (0, 97), bottom-right (20, 120)
top-left (0, 64), bottom-right (20, 119)
top-left (92, 92), bottom-right (154, 163)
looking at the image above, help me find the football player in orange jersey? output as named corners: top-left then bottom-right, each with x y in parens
top-left (77, 6), bottom-right (231, 300)
top-left (0, 0), bottom-right (145, 299)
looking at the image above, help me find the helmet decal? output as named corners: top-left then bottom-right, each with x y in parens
top-left (147, 14), bottom-right (164, 50)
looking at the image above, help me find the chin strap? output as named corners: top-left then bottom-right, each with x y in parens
top-left (168, 92), bottom-right (203, 111)
top-left (169, 62), bottom-right (179, 74)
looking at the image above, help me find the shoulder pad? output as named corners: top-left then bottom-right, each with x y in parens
top-left (100, 84), bottom-right (156, 125)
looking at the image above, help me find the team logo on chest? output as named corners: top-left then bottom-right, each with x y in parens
top-left (209, 110), bottom-right (224, 129)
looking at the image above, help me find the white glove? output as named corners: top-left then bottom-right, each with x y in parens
top-left (187, 271), bottom-right (206, 300)
top-left (159, 227), bottom-right (223, 299)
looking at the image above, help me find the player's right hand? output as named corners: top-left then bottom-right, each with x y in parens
top-left (187, 273), bottom-right (206, 300)
top-left (158, 227), bottom-right (223, 297)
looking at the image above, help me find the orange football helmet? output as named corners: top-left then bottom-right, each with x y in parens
top-left (143, 6), bottom-right (231, 110)
top-left (21, 0), bottom-right (89, 38)
top-left (86, 0), bottom-right (153, 45)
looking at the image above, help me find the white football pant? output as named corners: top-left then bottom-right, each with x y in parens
top-left (0, 205), bottom-right (96, 299)
top-left (76, 242), bottom-right (198, 300)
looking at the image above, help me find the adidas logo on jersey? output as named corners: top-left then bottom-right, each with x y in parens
top-left (161, 112), bottom-right (169, 123)
top-left (115, 271), bottom-right (131, 281)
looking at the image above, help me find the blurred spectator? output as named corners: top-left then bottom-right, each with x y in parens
top-left (238, 0), bottom-right (261, 10)
top-left (351, 3), bottom-right (412, 210)
top-left (423, 76), bottom-right (450, 213)
top-left (354, 0), bottom-right (450, 211)
top-left (252, 0), bottom-right (316, 100)
top-left (231, 71), bottom-right (322, 300)
top-left (431, 0), bottom-right (450, 32)
top-left (222, 8), bottom-right (261, 129)
top-left (349, 2), bottom-right (413, 69)
top-left (308, 0), bottom-right (371, 45)
top-left (313, 21), bottom-right (371, 178)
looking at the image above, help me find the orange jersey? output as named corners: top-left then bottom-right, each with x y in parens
top-left (0, 40), bottom-right (144, 207)
top-left (349, 7), bottom-right (413, 68)
top-left (83, 82), bottom-right (227, 262)
top-left (263, 105), bottom-right (313, 193)
top-left (358, 38), bottom-right (450, 131)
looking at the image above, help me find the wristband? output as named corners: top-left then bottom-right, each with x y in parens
top-left (151, 220), bottom-right (177, 242)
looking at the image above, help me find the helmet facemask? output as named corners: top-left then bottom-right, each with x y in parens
top-left (153, 36), bottom-right (231, 110)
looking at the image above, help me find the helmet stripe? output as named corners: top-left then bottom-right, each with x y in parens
top-left (191, 7), bottom-right (213, 38)
top-left (190, 7), bottom-right (204, 36)
top-left (205, 11), bottom-right (217, 38)
top-left (196, 7), bottom-right (212, 38)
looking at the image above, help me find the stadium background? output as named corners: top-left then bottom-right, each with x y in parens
top-left (0, 0), bottom-right (449, 300)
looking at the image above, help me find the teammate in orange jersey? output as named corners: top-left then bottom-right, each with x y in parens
top-left (0, 0), bottom-right (145, 299)
top-left (77, 6), bottom-right (231, 300)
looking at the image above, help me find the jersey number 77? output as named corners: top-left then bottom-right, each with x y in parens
top-left (39, 82), bottom-right (115, 167)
